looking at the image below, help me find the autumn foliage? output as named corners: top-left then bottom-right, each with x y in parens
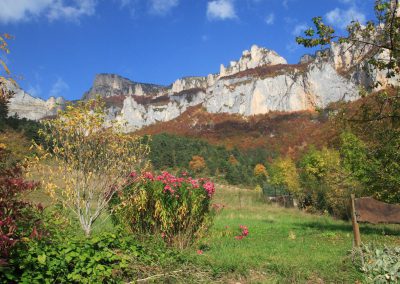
top-left (189, 155), bottom-right (207, 173)
top-left (254, 164), bottom-right (267, 177)
top-left (36, 99), bottom-right (150, 236)
top-left (0, 143), bottom-right (40, 266)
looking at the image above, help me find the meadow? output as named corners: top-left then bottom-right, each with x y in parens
top-left (188, 184), bottom-right (400, 283)
top-left (23, 179), bottom-right (400, 283)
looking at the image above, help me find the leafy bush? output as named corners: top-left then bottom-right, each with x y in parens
top-left (112, 171), bottom-right (215, 248)
top-left (2, 232), bottom-right (138, 283)
top-left (360, 244), bottom-right (400, 283)
top-left (0, 143), bottom-right (40, 266)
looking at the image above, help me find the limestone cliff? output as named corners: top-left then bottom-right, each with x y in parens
top-left (82, 73), bottom-right (168, 100)
top-left (7, 44), bottom-right (398, 130)
top-left (7, 82), bottom-right (65, 120)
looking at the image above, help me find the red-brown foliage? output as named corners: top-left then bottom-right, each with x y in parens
top-left (0, 145), bottom-right (40, 266)
top-left (136, 105), bottom-right (337, 160)
top-left (221, 63), bottom-right (309, 80)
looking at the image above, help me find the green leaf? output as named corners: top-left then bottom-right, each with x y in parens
top-left (38, 254), bottom-right (47, 265)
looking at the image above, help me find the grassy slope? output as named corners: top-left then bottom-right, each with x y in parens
top-left (191, 184), bottom-right (400, 283)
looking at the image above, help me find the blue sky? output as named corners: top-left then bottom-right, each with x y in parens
top-left (0, 0), bottom-right (375, 101)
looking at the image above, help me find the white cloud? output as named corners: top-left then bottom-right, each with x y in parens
top-left (49, 77), bottom-right (69, 98)
top-left (0, 0), bottom-right (96, 24)
top-left (27, 84), bottom-right (42, 98)
top-left (207, 0), bottom-right (237, 21)
top-left (292, 23), bottom-right (308, 36)
top-left (286, 42), bottom-right (299, 53)
top-left (282, 0), bottom-right (289, 9)
top-left (265, 13), bottom-right (274, 25)
top-left (48, 0), bottom-right (96, 22)
top-left (118, 0), bottom-right (132, 7)
top-left (149, 0), bottom-right (179, 15)
top-left (326, 7), bottom-right (366, 29)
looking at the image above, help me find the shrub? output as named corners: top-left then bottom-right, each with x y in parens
top-left (360, 244), bottom-right (400, 283)
top-left (0, 143), bottom-right (40, 266)
top-left (112, 171), bottom-right (215, 249)
top-left (2, 232), bottom-right (138, 283)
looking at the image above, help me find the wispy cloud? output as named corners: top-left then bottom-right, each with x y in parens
top-left (49, 77), bottom-right (69, 98)
top-left (27, 84), bottom-right (42, 98)
top-left (265, 12), bottom-right (274, 25)
top-left (149, 0), bottom-right (179, 15)
top-left (0, 0), bottom-right (97, 24)
top-left (286, 42), bottom-right (299, 53)
top-left (207, 0), bottom-right (237, 21)
top-left (282, 0), bottom-right (289, 9)
top-left (292, 23), bottom-right (308, 36)
top-left (326, 7), bottom-right (366, 29)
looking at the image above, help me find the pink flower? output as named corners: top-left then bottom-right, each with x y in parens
top-left (143, 172), bottom-right (154, 180)
top-left (197, 250), bottom-right (203, 255)
top-left (235, 225), bottom-right (249, 239)
top-left (164, 185), bottom-right (175, 194)
top-left (190, 179), bottom-right (199, 188)
top-left (203, 181), bottom-right (215, 197)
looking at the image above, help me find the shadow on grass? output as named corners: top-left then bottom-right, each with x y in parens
top-left (294, 221), bottom-right (400, 236)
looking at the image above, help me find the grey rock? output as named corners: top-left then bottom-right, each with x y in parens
top-left (7, 42), bottom-right (399, 128)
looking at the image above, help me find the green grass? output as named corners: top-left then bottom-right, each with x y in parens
top-left (188, 184), bottom-right (400, 283)
top-left (24, 178), bottom-right (400, 283)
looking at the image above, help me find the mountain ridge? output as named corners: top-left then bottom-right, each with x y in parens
top-left (7, 43), bottom-right (399, 130)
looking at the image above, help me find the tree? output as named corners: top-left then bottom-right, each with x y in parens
top-left (228, 154), bottom-right (239, 166)
top-left (0, 33), bottom-right (16, 130)
top-left (297, 0), bottom-right (400, 205)
top-left (298, 147), bottom-right (362, 218)
top-left (189, 155), bottom-right (207, 173)
top-left (269, 157), bottom-right (300, 196)
top-left (296, 0), bottom-right (399, 82)
top-left (37, 99), bottom-right (150, 236)
top-left (0, 33), bottom-right (15, 106)
top-left (253, 163), bottom-right (267, 178)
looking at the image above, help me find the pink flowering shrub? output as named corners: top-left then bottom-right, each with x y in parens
top-left (112, 171), bottom-right (216, 248)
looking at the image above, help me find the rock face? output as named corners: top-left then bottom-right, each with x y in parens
top-left (220, 45), bottom-right (287, 77)
top-left (7, 43), bottom-right (399, 129)
top-left (83, 73), bottom-right (167, 100)
top-left (7, 82), bottom-right (66, 120)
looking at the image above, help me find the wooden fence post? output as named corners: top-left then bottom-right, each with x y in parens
top-left (351, 194), bottom-right (361, 247)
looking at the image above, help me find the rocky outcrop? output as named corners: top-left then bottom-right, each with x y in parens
top-left (171, 77), bottom-right (208, 93)
top-left (7, 83), bottom-right (65, 120)
top-left (7, 43), bottom-right (399, 129)
top-left (220, 45), bottom-right (287, 77)
top-left (83, 73), bottom-right (167, 100)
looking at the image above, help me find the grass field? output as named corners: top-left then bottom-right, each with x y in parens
top-left (188, 184), bottom-right (400, 283)
top-left (23, 177), bottom-right (400, 283)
